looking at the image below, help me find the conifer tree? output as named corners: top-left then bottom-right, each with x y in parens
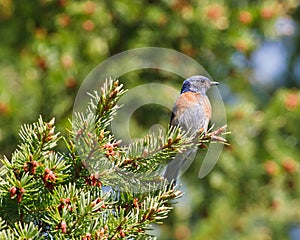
top-left (0, 78), bottom-right (226, 239)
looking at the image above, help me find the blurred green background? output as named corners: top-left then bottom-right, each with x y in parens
top-left (1, 0), bottom-right (300, 239)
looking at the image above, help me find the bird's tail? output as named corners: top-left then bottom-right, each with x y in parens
top-left (164, 148), bottom-right (197, 184)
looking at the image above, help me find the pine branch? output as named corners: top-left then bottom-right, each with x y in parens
top-left (69, 78), bottom-right (127, 146)
top-left (0, 116), bottom-right (70, 225)
top-left (42, 183), bottom-right (109, 238)
top-left (68, 125), bottom-right (195, 192)
top-left (67, 78), bottom-right (127, 185)
top-left (118, 126), bottom-right (193, 172)
top-left (106, 181), bottom-right (182, 239)
top-left (0, 77), bottom-right (229, 239)
top-left (87, 78), bottom-right (127, 133)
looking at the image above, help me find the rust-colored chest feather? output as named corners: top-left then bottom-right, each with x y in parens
top-left (170, 92), bottom-right (211, 133)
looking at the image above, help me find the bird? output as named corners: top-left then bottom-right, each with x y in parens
top-left (164, 75), bottom-right (219, 184)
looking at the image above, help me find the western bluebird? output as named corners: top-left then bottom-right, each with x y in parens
top-left (164, 75), bottom-right (219, 183)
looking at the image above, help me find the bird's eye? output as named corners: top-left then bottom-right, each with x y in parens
top-left (201, 79), bottom-right (205, 83)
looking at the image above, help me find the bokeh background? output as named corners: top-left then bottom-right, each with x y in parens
top-left (1, 0), bottom-right (300, 239)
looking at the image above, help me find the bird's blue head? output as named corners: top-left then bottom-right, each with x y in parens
top-left (181, 75), bottom-right (219, 94)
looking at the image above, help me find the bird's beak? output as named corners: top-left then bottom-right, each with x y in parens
top-left (210, 81), bottom-right (219, 86)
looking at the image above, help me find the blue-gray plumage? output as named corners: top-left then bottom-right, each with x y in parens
top-left (164, 75), bottom-right (219, 183)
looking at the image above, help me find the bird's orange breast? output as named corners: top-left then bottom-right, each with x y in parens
top-left (175, 92), bottom-right (211, 117)
top-left (171, 91), bottom-right (212, 130)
